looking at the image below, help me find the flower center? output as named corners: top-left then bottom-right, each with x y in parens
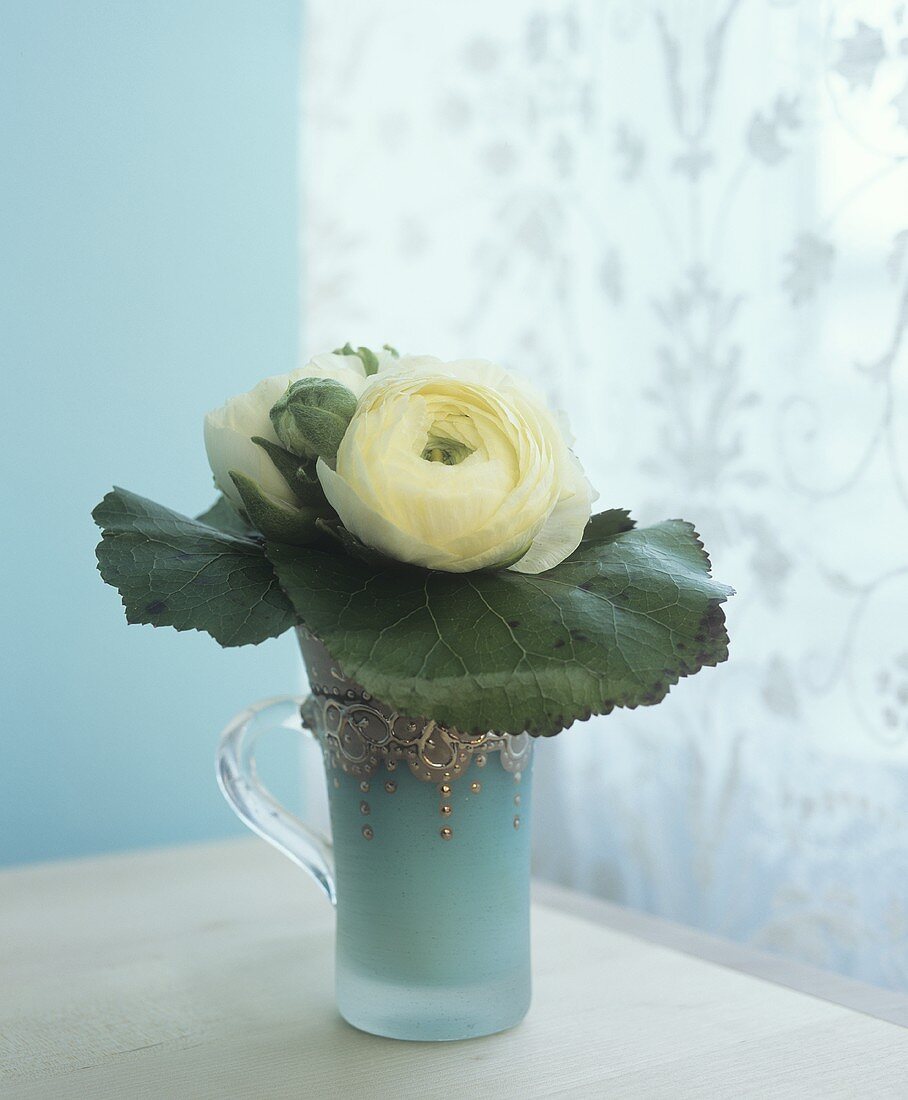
top-left (420, 435), bottom-right (475, 465)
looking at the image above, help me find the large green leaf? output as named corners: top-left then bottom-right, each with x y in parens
top-left (265, 516), bottom-right (733, 736)
top-left (579, 507), bottom-right (635, 542)
top-left (196, 494), bottom-right (257, 537)
top-left (93, 487), bottom-right (295, 646)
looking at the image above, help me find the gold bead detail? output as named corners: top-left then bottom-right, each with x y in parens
top-left (440, 803), bottom-right (453, 816)
top-left (514, 772), bottom-right (522, 783)
top-left (475, 754), bottom-right (487, 768)
top-left (513, 816), bottom-right (521, 830)
top-left (360, 801), bottom-right (370, 815)
top-left (362, 825), bottom-right (374, 840)
top-left (439, 783), bottom-right (452, 795)
top-left (360, 780), bottom-right (370, 793)
top-left (384, 780), bottom-right (397, 794)
top-left (470, 781), bottom-right (481, 793)
top-left (514, 794), bottom-right (521, 806)
top-left (333, 777), bottom-right (340, 789)
top-left (386, 759), bottom-right (397, 771)
top-left (440, 827), bottom-right (453, 840)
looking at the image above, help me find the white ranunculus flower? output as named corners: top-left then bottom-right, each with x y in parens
top-left (316, 357), bottom-right (596, 573)
top-left (204, 354), bottom-right (368, 510)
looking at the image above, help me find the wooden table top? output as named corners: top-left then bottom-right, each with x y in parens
top-left (2, 839), bottom-right (906, 1098)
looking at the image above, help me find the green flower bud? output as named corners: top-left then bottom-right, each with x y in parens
top-left (269, 377), bottom-right (358, 463)
top-left (228, 470), bottom-right (323, 546)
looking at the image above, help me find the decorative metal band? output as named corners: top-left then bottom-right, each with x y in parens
top-left (297, 628), bottom-right (532, 782)
top-left (301, 692), bottom-right (532, 782)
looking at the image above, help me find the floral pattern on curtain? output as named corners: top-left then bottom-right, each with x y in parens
top-left (301, 0), bottom-right (908, 988)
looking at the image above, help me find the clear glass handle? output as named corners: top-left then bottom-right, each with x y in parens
top-left (215, 695), bottom-right (336, 905)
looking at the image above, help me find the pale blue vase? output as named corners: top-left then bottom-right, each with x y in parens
top-left (217, 628), bottom-right (533, 1041)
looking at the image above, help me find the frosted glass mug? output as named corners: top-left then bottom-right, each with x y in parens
top-left (216, 629), bottom-right (533, 1041)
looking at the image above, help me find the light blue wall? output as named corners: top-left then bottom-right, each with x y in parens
top-left (0, 1), bottom-right (303, 864)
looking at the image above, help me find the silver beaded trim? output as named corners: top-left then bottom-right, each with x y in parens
top-left (301, 692), bottom-right (531, 782)
top-left (297, 627), bottom-right (532, 783)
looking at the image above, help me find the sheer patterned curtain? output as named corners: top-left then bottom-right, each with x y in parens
top-left (301, 0), bottom-right (908, 989)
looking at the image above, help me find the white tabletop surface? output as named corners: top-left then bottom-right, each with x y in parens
top-left (2, 839), bottom-right (906, 1099)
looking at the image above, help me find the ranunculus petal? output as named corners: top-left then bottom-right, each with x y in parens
top-left (204, 416), bottom-right (292, 507)
top-left (317, 459), bottom-right (462, 570)
top-left (304, 353), bottom-right (368, 394)
top-left (204, 358), bottom-right (367, 511)
top-left (205, 368), bottom-right (308, 509)
top-left (509, 456), bottom-right (597, 574)
top-left (314, 355), bottom-right (594, 573)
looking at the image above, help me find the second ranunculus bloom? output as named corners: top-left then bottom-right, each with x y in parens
top-left (316, 357), bottom-right (595, 573)
top-left (203, 352), bottom-right (371, 513)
